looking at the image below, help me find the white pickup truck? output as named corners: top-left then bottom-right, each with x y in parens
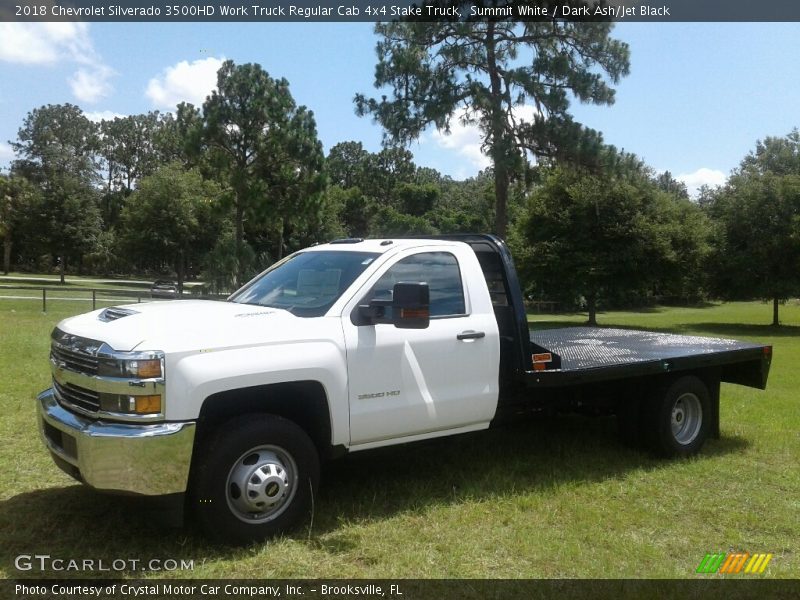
top-left (37, 235), bottom-right (772, 544)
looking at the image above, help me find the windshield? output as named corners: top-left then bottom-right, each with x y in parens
top-left (229, 251), bottom-right (380, 317)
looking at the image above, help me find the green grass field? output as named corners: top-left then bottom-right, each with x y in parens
top-left (0, 272), bottom-right (211, 309)
top-left (0, 299), bottom-right (797, 579)
top-left (0, 272), bottom-right (204, 289)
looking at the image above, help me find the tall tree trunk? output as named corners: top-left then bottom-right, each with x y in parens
top-left (493, 167), bottom-right (510, 239)
top-left (176, 252), bottom-right (185, 295)
top-left (59, 255), bottom-right (66, 285)
top-left (772, 295), bottom-right (780, 327)
top-left (277, 220), bottom-right (285, 261)
top-left (587, 291), bottom-right (598, 326)
top-left (234, 195), bottom-right (244, 288)
top-left (485, 22), bottom-right (510, 240)
top-left (3, 235), bottom-right (11, 275)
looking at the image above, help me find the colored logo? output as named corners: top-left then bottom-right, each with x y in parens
top-left (696, 552), bottom-right (773, 574)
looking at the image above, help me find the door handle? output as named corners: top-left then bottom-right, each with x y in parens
top-left (457, 331), bottom-right (485, 340)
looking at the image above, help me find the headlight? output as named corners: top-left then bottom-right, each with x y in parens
top-left (98, 357), bottom-right (163, 379)
top-left (94, 348), bottom-right (165, 417)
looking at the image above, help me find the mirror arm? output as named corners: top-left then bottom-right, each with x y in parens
top-left (357, 298), bottom-right (392, 323)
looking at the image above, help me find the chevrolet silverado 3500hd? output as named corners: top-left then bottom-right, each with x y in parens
top-left (37, 235), bottom-right (772, 543)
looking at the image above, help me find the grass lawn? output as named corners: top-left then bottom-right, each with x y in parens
top-left (0, 300), bottom-right (797, 579)
top-left (0, 271), bottom-right (211, 307)
top-left (0, 272), bottom-right (204, 289)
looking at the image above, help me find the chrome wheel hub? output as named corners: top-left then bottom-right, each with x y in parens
top-left (226, 446), bottom-right (297, 523)
top-left (671, 392), bottom-right (702, 446)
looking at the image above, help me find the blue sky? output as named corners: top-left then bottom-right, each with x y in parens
top-left (1, 21), bottom-right (799, 194)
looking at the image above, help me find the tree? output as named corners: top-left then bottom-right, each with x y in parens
top-left (740, 128), bottom-right (800, 176)
top-left (370, 205), bottom-right (438, 237)
top-left (157, 103), bottom-right (207, 168)
top-left (644, 186), bottom-right (711, 303)
top-left (253, 98), bottom-right (326, 260)
top-left (520, 153), bottom-right (708, 325)
top-left (655, 170), bottom-right (689, 199)
top-left (362, 147), bottom-right (416, 206)
top-left (0, 174), bottom-right (39, 274)
top-left (120, 163), bottom-right (221, 292)
top-left (11, 103), bottom-right (102, 282)
top-left (327, 141), bottom-right (371, 188)
top-left (705, 132), bottom-right (800, 326)
top-left (99, 112), bottom-right (167, 193)
top-left (395, 181), bottom-right (439, 217)
top-left (355, 15), bottom-right (630, 238)
top-left (202, 60), bottom-right (325, 284)
top-left (430, 169), bottom-right (495, 233)
top-left (327, 185), bottom-right (372, 237)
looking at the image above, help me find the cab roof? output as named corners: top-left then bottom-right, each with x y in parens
top-left (304, 238), bottom-right (465, 254)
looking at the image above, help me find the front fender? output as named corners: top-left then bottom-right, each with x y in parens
top-left (165, 340), bottom-right (349, 446)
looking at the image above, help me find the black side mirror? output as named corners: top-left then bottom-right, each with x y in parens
top-left (391, 282), bottom-right (430, 329)
top-left (354, 282), bottom-right (430, 328)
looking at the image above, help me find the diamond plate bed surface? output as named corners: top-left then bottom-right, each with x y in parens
top-left (529, 327), bottom-right (761, 371)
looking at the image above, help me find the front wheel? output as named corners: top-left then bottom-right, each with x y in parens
top-left (191, 414), bottom-right (319, 545)
top-left (644, 376), bottom-right (711, 458)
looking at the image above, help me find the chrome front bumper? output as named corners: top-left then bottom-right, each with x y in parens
top-left (37, 388), bottom-right (196, 496)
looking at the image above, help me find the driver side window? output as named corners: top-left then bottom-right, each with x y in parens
top-left (369, 252), bottom-right (466, 318)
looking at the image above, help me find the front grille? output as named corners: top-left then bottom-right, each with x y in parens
top-left (51, 344), bottom-right (99, 376)
top-left (53, 378), bottom-right (100, 414)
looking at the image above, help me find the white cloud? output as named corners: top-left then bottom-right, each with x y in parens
top-left (70, 66), bottom-right (114, 103)
top-left (429, 104), bottom-right (539, 177)
top-left (0, 23), bottom-right (113, 103)
top-left (84, 110), bottom-right (127, 123)
top-left (146, 57), bottom-right (224, 109)
top-left (431, 111), bottom-right (491, 173)
top-left (676, 167), bottom-right (727, 197)
top-left (0, 23), bottom-right (89, 65)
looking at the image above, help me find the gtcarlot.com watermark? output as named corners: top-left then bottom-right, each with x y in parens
top-left (15, 554), bottom-right (194, 573)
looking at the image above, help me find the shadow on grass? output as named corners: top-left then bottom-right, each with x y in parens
top-left (309, 416), bottom-right (749, 546)
top-left (529, 317), bottom-right (798, 340)
top-left (0, 486), bottom-right (218, 579)
top-left (527, 319), bottom-right (586, 330)
top-left (604, 306), bottom-right (664, 314)
top-left (672, 322), bottom-right (800, 339)
top-left (0, 416), bottom-right (749, 576)
top-left (529, 302), bottom-right (719, 322)
top-left (527, 316), bottom-right (674, 330)
top-left (528, 319), bottom-right (675, 331)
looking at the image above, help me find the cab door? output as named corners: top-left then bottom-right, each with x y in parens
top-left (342, 248), bottom-right (499, 446)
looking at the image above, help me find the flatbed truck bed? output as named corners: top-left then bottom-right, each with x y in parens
top-left (527, 327), bottom-right (770, 389)
top-left (435, 234), bottom-right (772, 458)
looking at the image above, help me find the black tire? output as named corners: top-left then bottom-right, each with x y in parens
top-left (644, 375), bottom-right (711, 458)
top-left (190, 414), bottom-right (319, 545)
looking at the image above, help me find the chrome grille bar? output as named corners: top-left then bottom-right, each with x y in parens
top-left (50, 345), bottom-right (99, 376)
top-left (53, 379), bottom-right (100, 414)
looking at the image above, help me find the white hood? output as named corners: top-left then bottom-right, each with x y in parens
top-left (56, 300), bottom-right (315, 353)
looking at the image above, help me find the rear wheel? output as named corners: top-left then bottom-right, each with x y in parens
top-left (191, 414), bottom-right (319, 544)
top-left (644, 376), bottom-right (710, 458)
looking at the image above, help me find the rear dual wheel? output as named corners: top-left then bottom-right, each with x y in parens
top-left (644, 375), bottom-right (711, 458)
